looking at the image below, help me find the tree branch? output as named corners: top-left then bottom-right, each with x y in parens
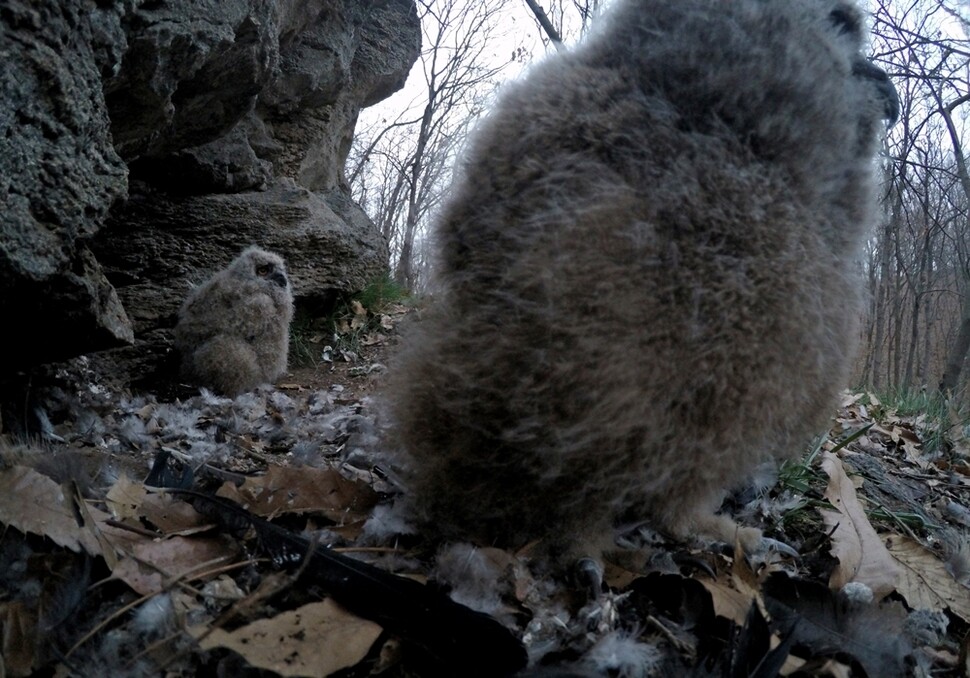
top-left (522, 0), bottom-right (565, 51)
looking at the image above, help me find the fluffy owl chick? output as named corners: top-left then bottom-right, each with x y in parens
top-left (388, 0), bottom-right (898, 558)
top-left (174, 246), bottom-right (294, 396)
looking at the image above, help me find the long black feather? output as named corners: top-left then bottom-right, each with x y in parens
top-left (167, 486), bottom-right (528, 676)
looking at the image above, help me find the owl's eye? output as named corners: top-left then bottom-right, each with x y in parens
top-left (256, 264), bottom-right (272, 276)
top-left (829, 5), bottom-right (861, 36)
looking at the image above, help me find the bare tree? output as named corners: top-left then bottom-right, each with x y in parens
top-left (521, 0), bottom-right (602, 48)
top-left (863, 0), bottom-right (970, 396)
top-left (522, 0), bottom-right (565, 50)
top-left (935, 89), bottom-right (970, 392)
top-left (348, 0), bottom-right (515, 292)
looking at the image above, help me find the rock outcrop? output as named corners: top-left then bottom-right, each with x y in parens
top-left (0, 0), bottom-right (420, 380)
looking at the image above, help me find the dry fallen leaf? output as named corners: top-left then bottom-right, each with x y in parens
top-left (820, 452), bottom-right (899, 599)
top-left (699, 573), bottom-right (755, 625)
top-left (111, 535), bottom-right (238, 595)
top-left (139, 491), bottom-right (209, 535)
top-left (195, 598), bottom-right (382, 677)
top-left (960, 631), bottom-right (970, 676)
top-left (0, 466), bottom-right (103, 557)
top-left (105, 474), bottom-right (148, 522)
top-left (76, 488), bottom-right (120, 569)
top-left (886, 534), bottom-right (970, 623)
top-left (947, 400), bottom-right (970, 458)
top-left (216, 466), bottom-right (378, 522)
top-left (840, 391), bottom-right (864, 407)
top-left (1, 601), bottom-right (37, 676)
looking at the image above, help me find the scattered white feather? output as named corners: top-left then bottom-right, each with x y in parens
top-left (118, 395), bottom-right (152, 412)
top-left (614, 523), bottom-right (664, 549)
top-left (232, 392), bottom-right (267, 421)
top-left (132, 593), bottom-right (176, 637)
top-left (268, 391), bottom-right (296, 411)
top-left (944, 502), bottom-right (970, 528)
top-left (72, 624), bottom-right (177, 678)
top-left (32, 406), bottom-right (65, 442)
top-left (73, 408), bottom-right (105, 445)
top-left (944, 530), bottom-right (970, 585)
top-left (905, 608), bottom-right (948, 646)
top-left (840, 581), bottom-right (874, 606)
top-left (199, 388), bottom-right (231, 407)
top-left (116, 414), bottom-right (148, 448)
top-left (433, 543), bottom-right (506, 616)
top-left (156, 406), bottom-right (206, 442)
top-left (290, 440), bottom-right (324, 465)
top-left (307, 390), bottom-right (335, 415)
top-left (99, 462), bottom-right (121, 489)
top-left (747, 460), bottom-right (780, 492)
top-left (185, 440), bottom-right (224, 463)
top-left (736, 488), bottom-right (803, 528)
top-left (580, 631), bottom-right (660, 678)
top-left (360, 502), bottom-right (416, 543)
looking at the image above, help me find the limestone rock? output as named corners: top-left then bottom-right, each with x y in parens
top-left (94, 182), bottom-right (387, 336)
top-left (0, 0), bottom-right (420, 377)
top-left (0, 0), bottom-right (131, 369)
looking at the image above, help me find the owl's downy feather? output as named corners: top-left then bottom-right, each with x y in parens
top-left (387, 0), bottom-right (898, 559)
top-left (174, 246), bottom-right (294, 396)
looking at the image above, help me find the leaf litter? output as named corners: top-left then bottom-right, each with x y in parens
top-left (3, 338), bottom-right (970, 678)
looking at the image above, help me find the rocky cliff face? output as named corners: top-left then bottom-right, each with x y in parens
top-left (0, 0), bottom-right (420, 380)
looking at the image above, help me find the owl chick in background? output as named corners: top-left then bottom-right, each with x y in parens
top-left (388, 0), bottom-right (899, 560)
top-left (174, 246), bottom-right (294, 397)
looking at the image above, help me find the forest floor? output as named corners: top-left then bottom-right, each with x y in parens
top-left (2, 305), bottom-right (970, 677)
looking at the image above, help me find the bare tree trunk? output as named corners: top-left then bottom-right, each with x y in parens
top-left (523, 0), bottom-right (565, 50)
top-left (869, 134), bottom-right (903, 391)
top-left (935, 93), bottom-right (970, 394)
top-left (394, 97), bottom-right (434, 289)
top-left (891, 253), bottom-right (905, 387)
top-left (921, 277), bottom-right (936, 386)
top-left (869, 211), bottom-right (896, 390)
top-left (865, 1), bottom-right (970, 396)
top-left (940, 294), bottom-right (970, 394)
top-left (903, 221), bottom-right (932, 390)
top-left (860, 245), bottom-right (878, 385)
top-left (380, 172), bottom-right (407, 241)
top-left (903, 289), bottom-right (922, 390)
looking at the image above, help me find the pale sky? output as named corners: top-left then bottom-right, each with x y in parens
top-left (356, 0), bottom-right (586, 130)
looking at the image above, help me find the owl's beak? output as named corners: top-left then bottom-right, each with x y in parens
top-left (853, 58), bottom-right (900, 125)
top-left (270, 271), bottom-right (288, 288)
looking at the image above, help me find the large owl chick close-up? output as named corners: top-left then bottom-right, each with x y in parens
top-left (387, 0), bottom-right (900, 560)
top-left (174, 246), bottom-right (294, 397)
